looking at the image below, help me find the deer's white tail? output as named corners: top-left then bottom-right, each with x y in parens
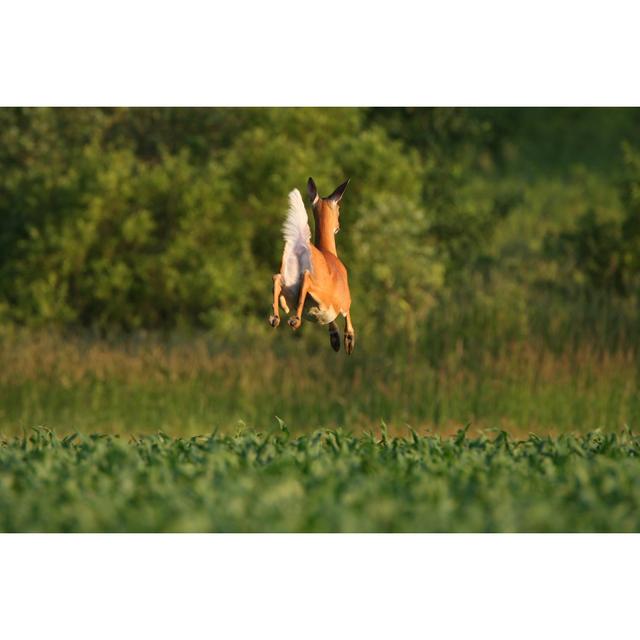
top-left (281, 188), bottom-right (312, 288)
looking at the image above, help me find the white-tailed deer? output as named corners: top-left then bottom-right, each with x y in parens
top-left (269, 177), bottom-right (355, 355)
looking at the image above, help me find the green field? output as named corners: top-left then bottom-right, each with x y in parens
top-left (1, 427), bottom-right (639, 532)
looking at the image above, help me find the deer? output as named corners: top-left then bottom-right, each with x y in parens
top-left (268, 177), bottom-right (355, 355)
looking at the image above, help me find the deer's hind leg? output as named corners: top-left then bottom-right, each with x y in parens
top-left (269, 274), bottom-right (282, 327)
top-left (344, 311), bottom-right (355, 355)
top-left (288, 270), bottom-right (312, 330)
top-left (328, 321), bottom-right (341, 352)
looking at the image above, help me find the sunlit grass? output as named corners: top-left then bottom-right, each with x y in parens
top-left (1, 330), bottom-right (637, 437)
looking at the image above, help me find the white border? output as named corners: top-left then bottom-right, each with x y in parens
top-left (1, 1), bottom-right (640, 105)
top-left (2, 2), bottom-right (639, 637)
top-left (1, 534), bottom-right (638, 640)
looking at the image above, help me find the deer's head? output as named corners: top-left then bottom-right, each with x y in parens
top-left (307, 177), bottom-right (350, 239)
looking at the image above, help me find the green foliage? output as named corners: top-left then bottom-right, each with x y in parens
top-left (546, 210), bottom-right (627, 293)
top-left (0, 108), bottom-right (447, 334)
top-left (540, 144), bottom-right (640, 312)
top-left (1, 107), bottom-right (639, 349)
top-left (2, 428), bottom-right (639, 532)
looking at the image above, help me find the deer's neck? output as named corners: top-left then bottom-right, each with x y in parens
top-left (313, 216), bottom-right (338, 255)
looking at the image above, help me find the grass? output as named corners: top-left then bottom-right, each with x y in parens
top-left (1, 427), bottom-right (640, 532)
top-left (1, 330), bottom-right (639, 436)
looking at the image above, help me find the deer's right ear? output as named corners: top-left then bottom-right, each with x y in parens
top-left (307, 177), bottom-right (319, 205)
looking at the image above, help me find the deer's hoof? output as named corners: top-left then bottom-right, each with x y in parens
top-left (268, 314), bottom-right (280, 328)
top-left (329, 330), bottom-right (341, 352)
top-left (344, 332), bottom-right (355, 355)
top-left (288, 316), bottom-right (301, 330)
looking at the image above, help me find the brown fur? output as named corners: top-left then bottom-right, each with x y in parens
top-left (269, 179), bottom-right (355, 354)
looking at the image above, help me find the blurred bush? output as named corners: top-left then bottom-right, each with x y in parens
top-left (0, 107), bottom-right (639, 353)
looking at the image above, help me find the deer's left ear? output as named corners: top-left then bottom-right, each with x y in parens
top-left (307, 177), bottom-right (319, 205)
top-left (327, 178), bottom-right (350, 203)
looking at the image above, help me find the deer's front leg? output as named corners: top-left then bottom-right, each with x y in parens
top-left (269, 274), bottom-right (282, 327)
top-left (344, 311), bottom-right (355, 355)
top-left (288, 270), bottom-right (312, 330)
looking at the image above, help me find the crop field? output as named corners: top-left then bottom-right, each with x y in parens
top-left (1, 427), bottom-right (639, 532)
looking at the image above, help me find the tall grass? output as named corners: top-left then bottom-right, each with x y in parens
top-left (1, 327), bottom-right (637, 436)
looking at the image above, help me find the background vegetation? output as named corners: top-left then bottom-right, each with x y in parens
top-left (1, 108), bottom-right (640, 436)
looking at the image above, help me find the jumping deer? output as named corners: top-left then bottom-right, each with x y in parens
top-left (268, 177), bottom-right (355, 355)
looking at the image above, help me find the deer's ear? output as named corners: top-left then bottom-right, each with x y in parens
top-left (328, 178), bottom-right (350, 203)
top-left (307, 177), bottom-right (319, 204)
